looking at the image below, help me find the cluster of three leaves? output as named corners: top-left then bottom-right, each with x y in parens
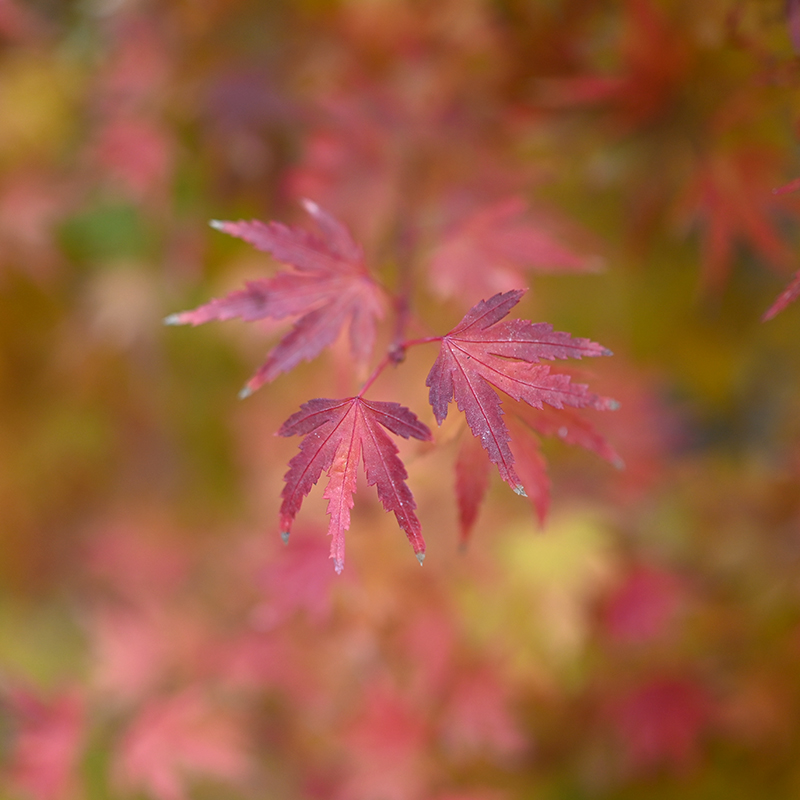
top-left (167, 203), bottom-right (617, 572)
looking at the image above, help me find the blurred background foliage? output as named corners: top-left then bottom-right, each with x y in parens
top-left (2, 0), bottom-right (800, 798)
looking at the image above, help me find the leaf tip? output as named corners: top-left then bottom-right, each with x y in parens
top-left (605, 399), bottom-right (621, 411)
top-left (238, 385), bottom-right (253, 400)
top-left (163, 313), bottom-right (182, 326)
top-left (761, 305), bottom-right (782, 322)
top-left (513, 483), bottom-right (528, 497)
top-left (333, 558), bottom-right (344, 575)
top-left (209, 219), bottom-right (226, 231)
top-left (300, 198), bottom-right (319, 215)
top-left (602, 347), bottom-right (614, 357)
top-left (280, 530), bottom-right (290, 545)
top-left (416, 551), bottom-right (426, 566)
top-left (612, 456), bottom-right (626, 470)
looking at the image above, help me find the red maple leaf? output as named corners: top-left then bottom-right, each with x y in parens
top-left (512, 403), bottom-right (623, 468)
top-left (427, 290), bottom-right (616, 496)
top-left (428, 196), bottom-right (601, 302)
top-left (507, 420), bottom-right (551, 526)
top-left (338, 683), bottom-right (430, 800)
top-left (608, 676), bottom-right (710, 772)
top-left (112, 689), bottom-right (249, 800)
top-left (5, 687), bottom-right (85, 800)
top-left (278, 396), bottom-right (432, 573)
top-left (679, 147), bottom-right (794, 293)
top-left (454, 432), bottom-right (491, 546)
top-left (763, 269), bottom-right (800, 321)
top-left (166, 200), bottom-right (385, 396)
top-left (537, 0), bottom-right (690, 130)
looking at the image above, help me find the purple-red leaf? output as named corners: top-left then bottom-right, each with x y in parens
top-left (426, 290), bottom-right (616, 494)
top-left (278, 397), bottom-right (432, 573)
top-left (166, 201), bottom-right (384, 395)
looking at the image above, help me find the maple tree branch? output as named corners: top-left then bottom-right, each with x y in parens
top-left (358, 354), bottom-right (392, 397)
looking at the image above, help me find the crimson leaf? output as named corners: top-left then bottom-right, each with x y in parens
top-left (279, 397), bottom-right (432, 573)
top-left (165, 200), bottom-right (385, 396)
top-left (426, 290), bottom-right (616, 495)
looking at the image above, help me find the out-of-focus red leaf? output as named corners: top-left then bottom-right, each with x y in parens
top-left (251, 530), bottom-right (336, 627)
top-left (789, 0), bottom-right (800, 54)
top-left (0, 170), bottom-right (66, 280)
top-left (426, 290), bottom-right (616, 495)
top-left (508, 420), bottom-right (551, 526)
top-left (680, 148), bottom-right (794, 293)
top-left (401, 611), bottom-right (458, 698)
top-left (428, 196), bottom-right (602, 302)
top-left (279, 397), bottom-right (432, 572)
top-left (772, 176), bottom-right (800, 196)
top-left (514, 403), bottom-right (623, 468)
top-left (88, 608), bottom-right (169, 703)
top-left (608, 677), bottom-right (710, 772)
top-left (0, 0), bottom-right (47, 42)
top-left (90, 118), bottom-right (173, 201)
top-left (5, 688), bottom-right (85, 800)
top-left (439, 669), bottom-right (526, 762)
top-left (602, 564), bottom-right (682, 644)
top-left (763, 269), bottom-right (800, 321)
top-left (585, 364), bottom-right (683, 504)
top-left (455, 431), bottom-right (491, 545)
top-left (339, 685), bottom-right (429, 800)
top-left (94, 14), bottom-right (171, 107)
top-left (213, 628), bottom-right (317, 702)
top-left (112, 689), bottom-right (249, 800)
top-left (538, 0), bottom-right (690, 129)
top-left (286, 94), bottom-right (404, 250)
top-left (167, 201), bottom-right (385, 395)
top-left (83, 523), bottom-right (190, 604)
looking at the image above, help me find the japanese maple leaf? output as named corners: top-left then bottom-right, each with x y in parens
top-left (507, 420), bottom-right (551, 527)
top-left (112, 689), bottom-right (248, 800)
top-left (427, 290), bottom-right (615, 496)
top-left (428, 196), bottom-right (602, 302)
top-left (454, 433), bottom-right (491, 546)
top-left (680, 147), bottom-right (794, 293)
top-left (440, 668), bottom-right (525, 761)
top-left (340, 683), bottom-right (430, 800)
top-left (537, 0), bottom-right (690, 130)
top-left (608, 677), bottom-right (709, 772)
top-left (5, 687), bottom-right (85, 800)
top-left (279, 396), bottom-right (432, 573)
top-left (165, 200), bottom-right (385, 396)
top-left (512, 403), bottom-right (623, 468)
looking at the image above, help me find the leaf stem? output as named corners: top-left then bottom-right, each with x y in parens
top-left (357, 336), bottom-right (442, 397)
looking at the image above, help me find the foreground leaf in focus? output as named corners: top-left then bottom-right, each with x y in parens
top-left (166, 200), bottom-right (385, 395)
top-left (279, 397), bottom-right (432, 573)
top-left (426, 290), bottom-right (616, 496)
